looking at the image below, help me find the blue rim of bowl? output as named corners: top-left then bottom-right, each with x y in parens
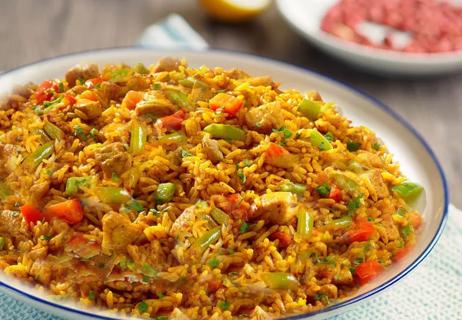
top-left (0, 47), bottom-right (449, 320)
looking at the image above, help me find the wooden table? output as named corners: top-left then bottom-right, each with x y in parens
top-left (1, 0), bottom-right (460, 206)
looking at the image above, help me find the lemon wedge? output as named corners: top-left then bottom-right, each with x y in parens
top-left (199, 0), bottom-right (271, 22)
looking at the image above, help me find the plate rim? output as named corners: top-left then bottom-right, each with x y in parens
top-left (0, 46), bottom-right (449, 320)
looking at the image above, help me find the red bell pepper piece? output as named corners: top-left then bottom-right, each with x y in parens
top-left (345, 220), bottom-right (375, 243)
top-left (44, 199), bottom-right (84, 225)
top-left (209, 93), bottom-right (243, 117)
top-left (85, 77), bottom-right (104, 89)
top-left (159, 110), bottom-right (186, 131)
top-left (328, 186), bottom-right (342, 202)
top-left (121, 90), bottom-right (144, 110)
top-left (20, 205), bottom-right (43, 225)
top-left (355, 261), bottom-right (384, 285)
top-left (393, 245), bottom-right (413, 262)
top-left (35, 80), bottom-right (59, 104)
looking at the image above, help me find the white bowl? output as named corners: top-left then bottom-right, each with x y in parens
top-left (0, 48), bottom-right (448, 319)
top-left (276, 0), bottom-right (462, 75)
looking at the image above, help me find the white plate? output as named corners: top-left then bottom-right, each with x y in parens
top-left (276, 0), bottom-right (462, 75)
top-left (0, 48), bottom-right (448, 320)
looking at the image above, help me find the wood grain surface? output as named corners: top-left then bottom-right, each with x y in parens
top-left (1, 0), bottom-right (460, 206)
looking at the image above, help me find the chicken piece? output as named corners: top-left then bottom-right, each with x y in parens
top-left (65, 64), bottom-right (100, 87)
top-left (251, 306), bottom-right (272, 320)
top-left (100, 82), bottom-right (124, 101)
top-left (153, 57), bottom-right (181, 72)
top-left (247, 76), bottom-right (275, 87)
top-left (254, 192), bottom-right (298, 224)
top-left (202, 134), bottom-right (224, 164)
top-left (74, 99), bottom-right (103, 120)
top-left (135, 91), bottom-right (177, 116)
top-left (245, 102), bottom-right (285, 134)
top-left (29, 181), bottom-right (50, 203)
top-left (363, 169), bottom-right (389, 200)
top-left (318, 284), bottom-right (338, 299)
top-left (170, 308), bottom-right (191, 320)
top-left (2, 93), bottom-right (27, 112)
top-left (170, 204), bottom-right (202, 238)
top-left (101, 212), bottom-right (143, 255)
top-left (0, 210), bottom-right (31, 243)
top-left (94, 142), bottom-right (132, 179)
top-left (355, 151), bottom-right (383, 168)
top-left (12, 83), bottom-right (35, 99)
top-left (332, 268), bottom-right (353, 285)
top-left (29, 259), bottom-right (52, 285)
top-left (0, 143), bottom-right (14, 177)
top-left (224, 69), bottom-right (250, 80)
top-left (377, 216), bottom-right (400, 243)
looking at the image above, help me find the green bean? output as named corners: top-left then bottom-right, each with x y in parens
top-left (133, 63), bottom-right (149, 74)
top-left (129, 121), bottom-right (147, 154)
top-left (95, 187), bottom-right (131, 205)
top-left (158, 132), bottom-right (187, 144)
top-left (154, 182), bottom-right (176, 204)
top-left (203, 124), bottom-right (245, 140)
top-left (332, 173), bottom-right (359, 193)
top-left (280, 181), bottom-right (306, 196)
top-left (23, 142), bottom-right (54, 170)
top-left (298, 99), bottom-right (322, 121)
top-left (179, 77), bottom-right (208, 89)
top-left (65, 176), bottom-right (93, 196)
top-left (392, 182), bottom-right (424, 202)
top-left (0, 181), bottom-right (12, 200)
top-left (328, 216), bottom-right (353, 229)
top-left (210, 207), bottom-right (230, 225)
top-left (347, 161), bottom-right (365, 173)
top-left (194, 227), bottom-right (221, 252)
top-left (32, 128), bottom-right (50, 143)
top-left (0, 236), bottom-right (5, 250)
top-left (296, 208), bottom-right (313, 239)
top-left (310, 129), bottom-right (332, 151)
top-left (166, 89), bottom-right (192, 109)
top-left (43, 120), bottom-right (64, 140)
top-left (261, 272), bottom-right (299, 290)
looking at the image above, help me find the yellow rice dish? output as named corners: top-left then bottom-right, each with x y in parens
top-left (0, 58), bottom-right (424, 319)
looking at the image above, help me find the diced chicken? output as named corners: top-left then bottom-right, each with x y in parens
top-left (100, 82), bottom-right (124, 101)
top-left (29, 181), bottom-right (50, 202)
top-left (0, 210), bottom-right (31, 243)
top-left (245, 102), bottom-right (285, 134)
top-left (154, 57), bottom-right (181, 72)
top-left (65, 64), bottom-right (100, 87)
top-left (135, 91), bottom-right (177, 116)
top-left (254, 192), bottom-right (298, 224)
top-left (318, 284), bottom-right (338, 299)
top-left (104, 272), bottom-right (144, 292)
top-left (224, 69), bottom-right (250, 80)
top-left (94, 142), bottom-right (132, 179)
top-left (363, 169), bottom-right (389, 200)
top-left (251, 306), bottom-right (272, 320)
top-left (0, 143), bottom-right (13, 177)
top-left (29, 259), bottom-right (52, 285)
top-left (202, 135), bottom-right (224, 164)
top-left (13, 83), bottom-right (35, 99)
top-left (170, 205), bottom-right (201, 237)
top-left (170, 308), bottom-right (191, 320)
top-left (356, 151), bottom-right (383, 168)
top-left (74, 99), bottom-right (103, 120)
top-left (247, 76), bottom-right (274, 87)
top-left (332, 268), bottom-right (353, 285)
top-left (101, 212), bottom-right (143, 255)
